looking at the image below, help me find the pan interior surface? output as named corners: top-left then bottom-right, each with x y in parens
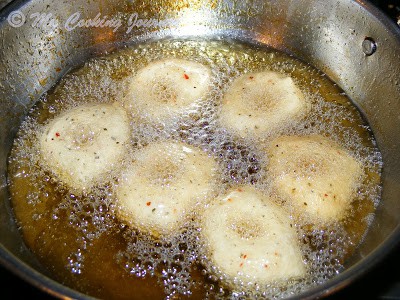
top-left (0, 0), bottom-right (400, 299)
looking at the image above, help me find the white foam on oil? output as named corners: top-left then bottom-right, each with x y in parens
top-left (8, 39), bottom-right (383, 299)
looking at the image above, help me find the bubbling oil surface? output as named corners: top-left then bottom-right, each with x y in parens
top-left (8, 39), bottom-right (382, 299)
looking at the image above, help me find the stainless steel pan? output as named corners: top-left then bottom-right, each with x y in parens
top-left (1, 0), bottom-right (400, 298)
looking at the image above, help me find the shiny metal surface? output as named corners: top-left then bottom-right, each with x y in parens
top-left (0, 0), bottom-right (400, 299)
